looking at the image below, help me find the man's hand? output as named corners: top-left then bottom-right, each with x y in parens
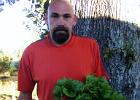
top-left (18, 92), bottom-right (32, 100)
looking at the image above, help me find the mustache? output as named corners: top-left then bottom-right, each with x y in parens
top-left (53, 25), bottom-right (68, 33)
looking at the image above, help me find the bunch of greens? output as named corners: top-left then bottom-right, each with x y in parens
top-left (53, 75), bottom-right (125, 100)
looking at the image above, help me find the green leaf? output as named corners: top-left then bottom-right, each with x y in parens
top-left (26, 13), bottom-right (34, 18)
top-left (76, 93), bottom-right (92, 100)
top-left (53, 86), bottom-right (63, 98)
top-left (63, 88), bottom-right (76, 97)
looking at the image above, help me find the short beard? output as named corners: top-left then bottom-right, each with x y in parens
top-left (52, 26), bottom-right (70, 45)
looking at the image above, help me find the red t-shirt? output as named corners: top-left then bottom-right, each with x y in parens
top-left (18, 35), bottom-right (109, 100)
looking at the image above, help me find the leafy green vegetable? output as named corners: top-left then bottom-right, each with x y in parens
top-left (53, 75), bottom-right (125, 100)
top-left (76, 93), bottom-right (92, 100)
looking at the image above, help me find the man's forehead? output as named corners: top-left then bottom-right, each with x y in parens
top-left (49, 0), bottom-right (71, 7)
top-left (49, 10), bottom-right (73, 16)
top-left (48, 0), bottom-right (73, 14)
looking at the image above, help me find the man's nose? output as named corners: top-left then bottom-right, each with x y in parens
top-left (57, 16), bottom-right (66, 25)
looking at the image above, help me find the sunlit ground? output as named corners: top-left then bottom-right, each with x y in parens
top-left (0, 1), bottom-right (40, 99)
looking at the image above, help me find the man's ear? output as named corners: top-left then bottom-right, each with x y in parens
top-left (44, 13), bottom-right (50, 31)
top-left (73, 15), bottom-right (77, 26)
top-left (44, 13), bottom-right (48, 24)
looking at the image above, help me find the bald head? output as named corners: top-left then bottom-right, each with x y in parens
top-left (48, 0), bottom-right (74, 14)
top-left (49, 0), bottom-right (72, 7)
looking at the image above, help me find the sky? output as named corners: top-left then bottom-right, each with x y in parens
top-left (0, 0), bottom-right (39, 59)
top-left (0, 0), bottom-right (140, 60)
top-left (119, 0), bottom-right (140, 25)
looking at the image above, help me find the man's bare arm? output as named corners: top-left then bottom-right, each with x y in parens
top-left (18, 92), bottom-right (32, 100)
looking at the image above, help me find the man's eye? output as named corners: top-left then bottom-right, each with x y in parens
top-left (51, 14), bottom-right (59, 18)
top-left (63, 14), bottom-right (71, 18)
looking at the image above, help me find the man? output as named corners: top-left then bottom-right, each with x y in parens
top-left (18, 0), bottom-right (109, 100)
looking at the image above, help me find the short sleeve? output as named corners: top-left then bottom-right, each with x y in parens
top-left (92, 40), bottom-right (109, 80)
top-left (18, 48), bottom-right (36, 93)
